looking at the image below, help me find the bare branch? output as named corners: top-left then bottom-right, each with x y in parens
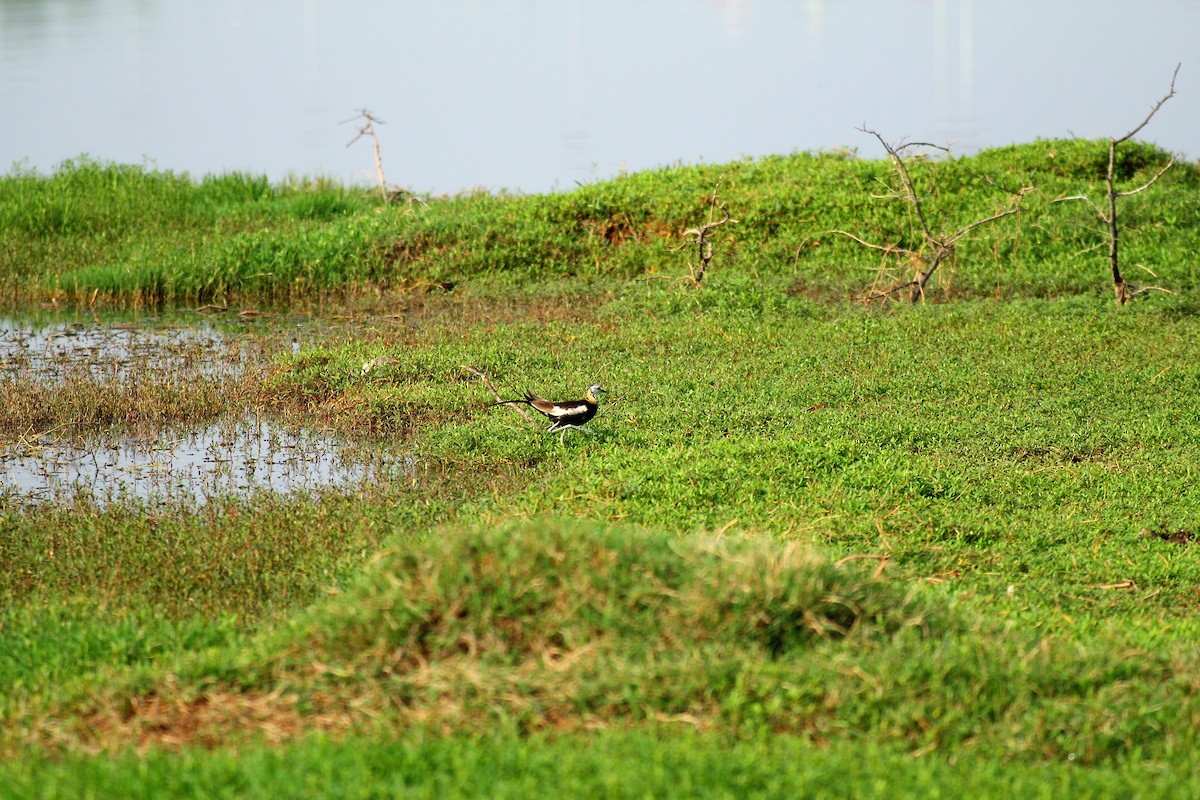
top-left (1071, 242), bottom-right (1107, 258)
top-left (892, 141), bottom-right (952, 155)
top-left (344, 108), bottom-right (392, 203)
top-left (848, 127), bottom-right (1027, 304)
top-left (858, 126), bottom-right (935, 240)
top-left (944, 188), bottom-right (1032, 245)
top-left (1052, 193), bottom-right (1107, 220)
top-left (861, 278), bottom-right (922, 303)
top-left (1116, 155), bottom-right (1177, 198)
top-left (1114, 63), bottom-right (1180, 145)
top-left (972, 170), bottom-right (1031, 198)
top-left (1094, 65), bottom-right (1181, 302)
top-left (834, 553), bottom-right (890, 578)
top-left (829, 230), bottom-right (914, 256)
top-left (680, 176), bottom-right (737, 284)
top-left (911, 248), bottom-right (950, 303)
top-left (681, 209), bottom-right (733, 241)
top-left (1128, 284), bottom-right (1177, 298)
top-left (462, 366), bottom-right (537, 427)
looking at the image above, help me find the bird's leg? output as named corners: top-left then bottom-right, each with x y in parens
top-left (546, 424), bottom-right (592, 436)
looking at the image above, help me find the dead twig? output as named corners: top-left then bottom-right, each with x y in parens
top-left (834, 553), bottom-right (890, 578)
top-left (828, 230), bottom-right (912, 257)
top-left (1094, 580), bottom-right (1137, 591)
top-left (462, 366), bottom-right (537, 427)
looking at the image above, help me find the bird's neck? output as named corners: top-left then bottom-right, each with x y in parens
top-left (586, 390), bottom-right (598, 404)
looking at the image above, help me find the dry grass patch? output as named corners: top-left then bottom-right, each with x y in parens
top-left (40, 687), bottom-right (360, 754)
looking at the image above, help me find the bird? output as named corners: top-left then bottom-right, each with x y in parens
top-left (494, 384), bottom-right (607, 435)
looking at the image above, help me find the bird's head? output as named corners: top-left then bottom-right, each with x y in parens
top-left (586, 384), bottom-right (607, 403)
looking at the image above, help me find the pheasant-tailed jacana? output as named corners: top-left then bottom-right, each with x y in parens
top-left (494, 384), bottom-right (607, 435)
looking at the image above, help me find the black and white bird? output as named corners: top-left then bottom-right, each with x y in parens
top-left (494, 384), bottom-right (607, 435)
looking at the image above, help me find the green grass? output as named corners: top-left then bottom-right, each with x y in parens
top-left (7, 730), bottom-right (1200, 800)
top-left (3, 141), bottom-right (1200, 795)
top-left (254, 296), bottom-right (1200, 636)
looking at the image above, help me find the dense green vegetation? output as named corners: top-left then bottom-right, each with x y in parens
top-left (3, 140), bottom-right (1198, 306)
top-left (3, 142), bottom-right (1200, 797)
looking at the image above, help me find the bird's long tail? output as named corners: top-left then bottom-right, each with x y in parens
top-left (493, 391), bottom-right (537, 407)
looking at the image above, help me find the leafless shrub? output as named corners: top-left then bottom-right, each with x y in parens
top-left (1052, 65), bottom-right (1180, 303)
top-left (838, 127), bottom-right (1030, 304)
top-left (674, 176), bottom-right (736, 284)
top-left (343, 108), bottom-right (419, 205)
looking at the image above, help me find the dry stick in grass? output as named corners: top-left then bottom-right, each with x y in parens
top-left (1053, 64), bottom-right (1180, 304)
top-left (837, 127), bottom-right (1030, 304)
top-left (1095, 580), bottom-right (1138, 590)
top-left (833, 553), bottom-right (890, 578)
top-left (674, 177), bottom-right (736, 284)
top-left (461, 366), bottom-right (538, 427)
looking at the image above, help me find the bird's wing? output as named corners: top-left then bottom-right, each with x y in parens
top-left (528, 398), bottom-right (562, 416)
top-left (539, 401), bottom-right (590, 420)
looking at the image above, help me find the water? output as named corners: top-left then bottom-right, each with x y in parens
top-left (1, 416), bottom-right (410, 506)
top-left (0, 315), bottom-right (413, 506)
top-left (0, 316), bottom-right (249, 382)
top-left (2, 0), bottom-right (1197, 194)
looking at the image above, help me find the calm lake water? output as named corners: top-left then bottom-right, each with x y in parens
top-left (2, 0), bottom-right (1199, 193)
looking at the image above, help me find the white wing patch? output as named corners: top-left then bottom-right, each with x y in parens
top-left (550, 404), bottom-right (589, 418)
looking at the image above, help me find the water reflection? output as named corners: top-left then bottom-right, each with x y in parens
top-left (932, 0), bottom-right (975, 143)
top-left (0, 317), bottom-right (248, 382)
top-left (1, 415), bottom-right (411, 506)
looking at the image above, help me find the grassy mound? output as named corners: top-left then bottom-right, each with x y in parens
top-left (12, 520), bottom-right (1194, 776)
top-left (3, 140), bottom-right (1198, 306)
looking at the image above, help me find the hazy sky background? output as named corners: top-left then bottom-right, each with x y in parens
top-left (2, 0), bottom-right (1197, 193)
